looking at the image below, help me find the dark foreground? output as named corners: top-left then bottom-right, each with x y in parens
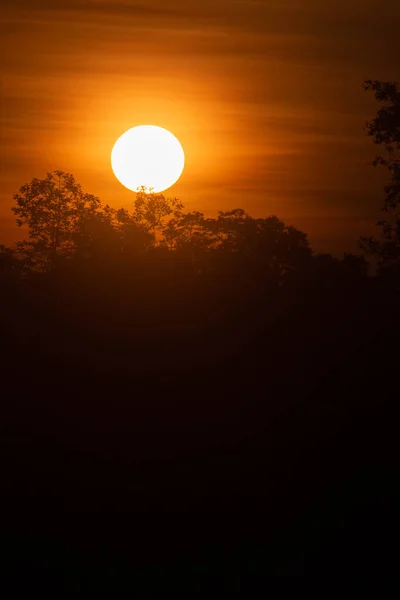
top-left (1, 274), bottom-right (399, 590)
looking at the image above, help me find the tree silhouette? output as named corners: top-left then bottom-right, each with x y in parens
top-left (132, 187), bottom-right (184, 236)
top-left (12, 171), bottom-right (107, 270)
top-left (163, 211), bottom-right (213, 254)
top-left (73, 204), bottom-right (122, 263)
top-left (198, 210), bottom-right (312, 285)
top-left (116, 208), bottom-right (155, 256)
top-left (360, 80), bottom-right (400, 275)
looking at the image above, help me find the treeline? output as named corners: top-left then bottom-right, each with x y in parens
top-left (1, 170), bottom-right (368, 286)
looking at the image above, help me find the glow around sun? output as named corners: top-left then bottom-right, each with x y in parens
top-left (111, 125), bottom-right (185, 193)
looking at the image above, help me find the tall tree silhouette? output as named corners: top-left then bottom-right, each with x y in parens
top-left (360, 80), bottom-right (400, 275)
top-left (12, 171), bottom-right (106, 270)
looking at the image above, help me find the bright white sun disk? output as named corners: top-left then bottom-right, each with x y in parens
top-left (111, 125), bottom-right (185, 193)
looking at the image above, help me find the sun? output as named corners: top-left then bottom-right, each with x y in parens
top-left (111, 125), bottom-right (185, 193)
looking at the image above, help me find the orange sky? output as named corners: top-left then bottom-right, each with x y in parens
top-left (1, 0), bottom-right (399, 253)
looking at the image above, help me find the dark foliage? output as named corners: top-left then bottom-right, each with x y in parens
top-left (360, 80), bottom-right (400, 277)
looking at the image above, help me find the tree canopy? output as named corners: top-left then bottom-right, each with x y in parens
top-left (12, 171), bottom-right (107, 270)
top-left (11, 172), bottom-right (320, 288)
